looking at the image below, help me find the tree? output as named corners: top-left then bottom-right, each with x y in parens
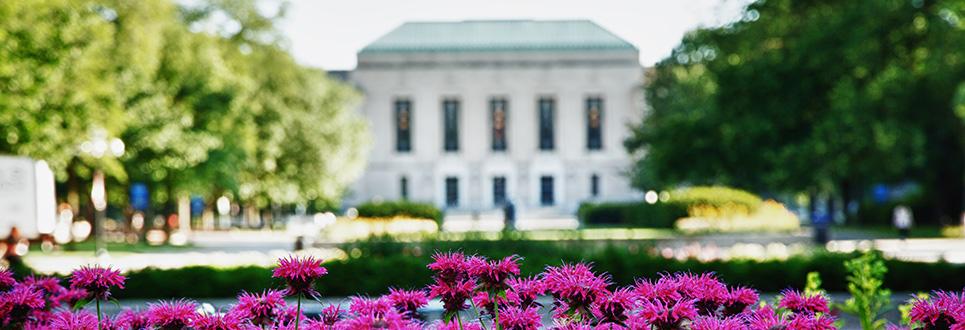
top-left (628, 0), bottom-right (965, 223)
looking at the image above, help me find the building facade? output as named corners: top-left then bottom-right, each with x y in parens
top-left (346, 20), bottom-right (644, 218)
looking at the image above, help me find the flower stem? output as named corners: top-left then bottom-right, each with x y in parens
top-left (456, 311), bottom-right (464, 330)
top-left (295, 294), bottom-right (302, 330)
top-left (492, 294), bottom-right (501, 330)
top-left (96, 299), bottom-right (101, 330)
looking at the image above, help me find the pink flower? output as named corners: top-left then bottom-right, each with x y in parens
top-left (746, 305), bottom-right (784, 330)
top-left (778, 289), bottom-right (830, 314)
top-left (69, 266), bottom-right (125, 300)
top-left (48, 310), bottom-right (98, 330)
top-left (272, 256), bottom-right (328, 298)
top-left (349, 296), bottom-right (394, 318)
top-left (722, 286), bottom-right (759, 316)
top-left (472, 290), bottom-right (509, 317)
top-left (498, 306), bottom-right (541, 330)
top-left (232, 289), bottom-right (286, 327)
top-left (53, 288), bottom-right (89, 308)
top-left (428, 278), bottom-right (475, 313)
top-left (638, 298), bottom-right (697, 329)
top-left (1, 284), bottom-right (45, 325)
top-left (428, 252), bottom-right (470, 282)
top-left (690, 316), bottom-right (746, 330)
top-left (319, 305), bottom-right (344, 325)
top-left (114, 308), bottom-right (149, 330)
top-left (191, 312), bottom-right (245, 330)
top-left (543, 263), bottom-right (611, 313)
top-left (147, 299), bottom-right (198, 330)
top-left (0, 269), bottom-right (15, 292)
top-left (506, 276), bottom-right (545, 308)
top-left (910, 291), bottom-right (965, 329)
top-left (592, 287), bottom-right (636, 323)
top-left (468, 255), bottom-right (521, 292)
top-left (23, 275), bottom-right (67, 308)
top-left (387, 288), bottom-right (429, 319)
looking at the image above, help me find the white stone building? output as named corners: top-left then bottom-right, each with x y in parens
top-left (345, 20), bottom-right (644, 220)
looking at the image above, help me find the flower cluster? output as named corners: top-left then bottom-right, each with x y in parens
top-left (3, 253), bottom-right (962, 329)
top-left (903, 290), bottom-right (965, 330)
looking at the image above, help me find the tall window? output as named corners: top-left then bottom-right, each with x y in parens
top-left (538, 97), bottom-right (555, 151)
top-left (491, 98), bottom-right (508, 151)
top-left (586, 97), bottom-right (603, 150)
top-left (395, 99), bottom-right (412, 152)
top-left (443, 99), bottom-right (460, 152)
top-left (540, 176), bottom-right (554, 206)
top-left (493, 176), bottom-right (507, 206)
top-left (590, 174), bottom-right (600, 197)
top-left (445, 177), bottom-right (459, 207)
top-left (400, 176), bottom-right (409, 200)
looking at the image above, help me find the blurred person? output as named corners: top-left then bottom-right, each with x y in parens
top-left (893, 204), bottom-right (913, 239)
top-left (3, 227), bottom-right (23, 266)
top-left (503, 199), bottom-right (516, 231)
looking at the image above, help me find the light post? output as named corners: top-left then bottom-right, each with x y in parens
top-left (79, 128), bottom-right (124, 257)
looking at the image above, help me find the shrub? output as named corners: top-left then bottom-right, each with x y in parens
top-left (578, 201), bottom-right (687, 228)
top-left (675, 200), bottom-right (800, 233)
top-left (354, 200), bottom-right (443, 224)
top-left (668, 185), bottom-right (764, 216)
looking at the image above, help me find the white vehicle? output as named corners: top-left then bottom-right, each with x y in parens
top-left (0, 156), bottom-right (56, 239)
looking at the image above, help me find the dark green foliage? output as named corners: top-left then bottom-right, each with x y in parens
top-left (627, 0), bottom-right (965, 223)
top-left (578, 202), bottom-right (687, 228)
top-left (47, 240), bottom-right (965, 299)
top-left (355, 200), bottom-right (444, 224)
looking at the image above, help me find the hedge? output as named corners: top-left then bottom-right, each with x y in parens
top-left (12, 239), bottom-right (956, 299)
top-left (669, 186), bottom-right (763, 212)
top-left (354, 200), bottom-right (443, 224)
top-left (578, 202), bottom-right (687, 228)
top-left (579, 186), bottom-right (767, 228)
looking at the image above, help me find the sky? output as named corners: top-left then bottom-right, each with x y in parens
top-left (276, 0), bottom-right (751, 71)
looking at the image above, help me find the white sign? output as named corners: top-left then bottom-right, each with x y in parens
top-left (0, 156), bottom-right (56, 238)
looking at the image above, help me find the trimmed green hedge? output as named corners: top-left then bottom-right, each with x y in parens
top-left (26, 239), bottom-right (956, 299)
top-left (579, 186), bottom-right (765, 228)
top-left (578, 202), bottom-right (687, 228)
top-left (354, 200), bottom-right (443, 224)
top-left (669, 186), bottom-right (763, 211)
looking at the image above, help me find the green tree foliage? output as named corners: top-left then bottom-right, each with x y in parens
top-left (627, 0), bottom-right (965, 222)
top-left (0, 0), bottom-right (368, 211)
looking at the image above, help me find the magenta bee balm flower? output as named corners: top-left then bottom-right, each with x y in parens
top-left (232, 289), bottom-right (287, 327)
top-left (592, 287), bottom-right (636, 324)
top-left (114, 308), bottom-right (150, 330)
top-left (69, 266), bottom-right (125, 300)
top-left (272, 256), bottom-right (327, 298)
top-left (0, 269), bottom-right (15, 292)
top-left (542, 262), bottom-right (611, 318)
top-left (497, 306), bottom-right (541, 330)
top-left (1, 284), bottom-right (45, 326)
top-left (506, 276), bottom-right (545, 308)
top-left (428, 252), bottom-right (470, 282)
top-left (387, 288), bottom-right (429, 319)
top-left (909, 291), bottom-right (965, 329)
top-left (778, 289), bottom-right (830, 314)
top-left (468, 255), bottom-right (521, 292)
top-left (48, 310), bottom-right (99, 330)
top-left (146, 299), bottom-right (198, 330)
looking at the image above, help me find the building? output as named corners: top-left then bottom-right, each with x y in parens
top-left (346, 20), bottom-right (644, 221)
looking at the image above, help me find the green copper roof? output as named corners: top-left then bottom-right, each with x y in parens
top-left (360, 20), bottom-right (636, 54)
